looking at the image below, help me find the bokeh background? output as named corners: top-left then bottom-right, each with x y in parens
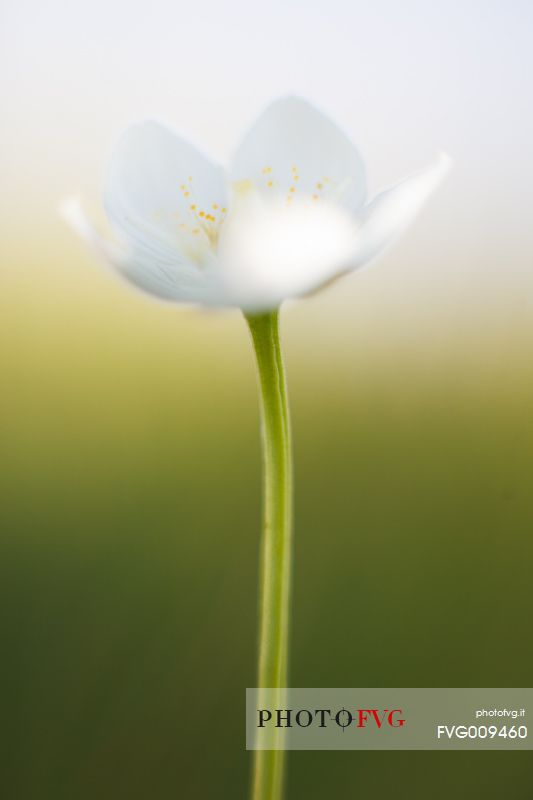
top-left (2, 0), bottom-right (533, 797)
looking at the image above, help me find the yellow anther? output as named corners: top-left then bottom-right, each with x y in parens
top-left (262, 166), bottom-right (272, 174)
top-left (289, 187), bottom-right (296, 193)
top-left (199, 211), bottom-right (205, 217)
top-left (221, 207), bottom-right (227, 213)
top-left (212, 203), bottom-right (219, 210)
top-left (184, 191), bottom-right (190, 197)
top-left (316, 183), bottom-right (323, 190)
top-left (233, 179), bottom-right (253, 197)
top-left (180, 184), bottom-right (186, 190)
top-left (294, 175), bottom-right (299, 181)
top-left (267, 180), bottom-right (273, 187)
top-left (192, 228), bottom-right (200, 234)
top-left (190, 204), bottom-right (197, 210)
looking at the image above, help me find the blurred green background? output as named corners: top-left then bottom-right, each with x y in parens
top-left (1, 253), bottom-right (533, 797)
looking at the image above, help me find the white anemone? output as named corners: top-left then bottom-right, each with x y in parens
top-left (62, 96), bottom-right (450, 311)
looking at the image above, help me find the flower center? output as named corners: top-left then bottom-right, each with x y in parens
top-left (170, 168), bottom-right (340, 267)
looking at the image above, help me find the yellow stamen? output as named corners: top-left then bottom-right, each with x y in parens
top-left (233, 179), bottom-right (254, 197)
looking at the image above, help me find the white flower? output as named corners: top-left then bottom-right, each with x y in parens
top-left (62, 96), bottom-right (450, 312)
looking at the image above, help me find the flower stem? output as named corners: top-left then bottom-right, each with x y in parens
top-left (245, 309), bottom-right (293, 800)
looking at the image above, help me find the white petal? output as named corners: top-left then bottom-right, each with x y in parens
top-left (60, 197), bottom-right (220, 305)
top-left (350, 152), bottom-right (452, 270)
top-left (104, 120), bottom-right (229, 266)
top-left (231, 96), bottom-right (366, 213)
top-left (217, 198), bottom-right (359, 311)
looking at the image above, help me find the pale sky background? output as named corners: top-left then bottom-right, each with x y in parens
top-left (1, 0), bottom-right (533, 357)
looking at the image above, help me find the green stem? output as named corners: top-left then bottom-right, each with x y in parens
top-left (245, 309), bottom-right (293, 800)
